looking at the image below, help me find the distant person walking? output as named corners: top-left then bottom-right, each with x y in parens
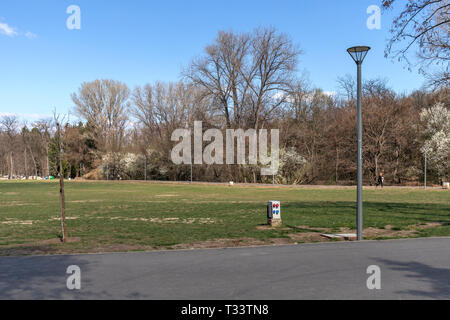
top-left (376, 172), bottom-right (384, 188)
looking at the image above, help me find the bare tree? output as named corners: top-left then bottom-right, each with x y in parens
top-left (383, 0), bottom-right (450, 88)
top-left (53, 111), bottom-right (69, 242)
top-left (34, 118), bottom-right (54, 177)
top-left (363, 85), bottom-right (398, 183)
top-left (185, 30), bottom-right (250, 128)
top-left (185, 27), bottom-right (301, 129)
top-left (337, 74), bottom-right (356, 101)
top-left (248, 27), bottom-right (300, 129)
top-left (0, 115), bottom-right (19, 178)
top-left (72, 79), bottom-right (130, 154)
top-left (21, 125), bottom-right (39, 179)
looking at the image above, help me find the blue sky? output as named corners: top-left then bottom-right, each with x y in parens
top-left (0, 0), bottom-right (425, 121)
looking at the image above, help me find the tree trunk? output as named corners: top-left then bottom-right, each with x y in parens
top-left (24, 148), bottom-right (28, 179)
top-left (10, 152), bottom-right (14, 178)
top-left (335, 146), bottom-right (339, 184)
top-left (144, 155), bottom-right (147, 181)
top-left (57, 124), bottom-right (68, 243)
top-left (46, 146), bottom-right (49, 177)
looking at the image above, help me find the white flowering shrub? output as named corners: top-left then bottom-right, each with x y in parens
top-left (420, 103), bottom-right (450, 135)
top-left (420, 103), bottom-right (450, 181)
top-left (100, 152), bottom-right (123, 179)
top-left (100, 152), bottom-right (143, 180)
top-left (276, 147), bottom-right (308, 184)
top-left (120, 153), bottom-right (144, 179)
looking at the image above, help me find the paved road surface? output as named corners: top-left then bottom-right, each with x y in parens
top-left (0, 237), bottom-right (449, 300)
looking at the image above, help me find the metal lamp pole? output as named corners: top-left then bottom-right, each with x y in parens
top-left (347, 46), bottom-right (370, 241)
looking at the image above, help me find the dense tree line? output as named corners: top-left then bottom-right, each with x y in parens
top-left (1, 25), bottom-right (448, 185)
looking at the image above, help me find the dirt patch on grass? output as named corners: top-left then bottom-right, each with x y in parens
top-left (2, 237), bottom-right (81, 247)
top-left (256, 223), bottom-right (444, 243)
top-left (169, 234), bottom-right (334, 250)
top-left (1, 219), bottom-right (35, 225)
top-left (0, 202), bottom-right (33, 207)
top-left (256, 225), bottom-right (292, 231)
top-left (67, 200), bottom-right (104, 203)
top-left (170, 238), bottom-right (270, 250)
top-left (338, 222), bottom-right (443, 239)
top-left (88, 244), bottom-right (155, 254)
top-left (0, 223), bottom-right (445, 256)
top-left (108, 217), bottom-right (218, 224)
top-left (48, 217), bottom-right (80, 221)
top-left (0, 237), bottom-right (81, 256)
top-left (287, 233), bottom-right (332, 243)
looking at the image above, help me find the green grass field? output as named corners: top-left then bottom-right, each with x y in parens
top-left (0, 181), bottom-right (449, 256)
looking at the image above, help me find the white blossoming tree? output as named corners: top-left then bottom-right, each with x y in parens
top-left (420, 102), bottom-right (450, 182)
top-left (276, 147), bottom-right (308, 185)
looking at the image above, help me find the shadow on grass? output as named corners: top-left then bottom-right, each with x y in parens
top-left (375, 258), bottom-right (450, 299)
top-left (0, 244), bottom-right (60, 257)
top-left (283, 201), bottom-right (450, 226)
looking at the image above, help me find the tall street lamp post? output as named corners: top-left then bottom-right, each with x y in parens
top-left (347, 46), bottom-right (370, 241)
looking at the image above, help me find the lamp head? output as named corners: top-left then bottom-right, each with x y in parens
top-left (347, 46), bottom-right (371, 64)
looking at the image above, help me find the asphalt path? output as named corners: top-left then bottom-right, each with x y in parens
top-left (0, 237), bottom-right (449, 300)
